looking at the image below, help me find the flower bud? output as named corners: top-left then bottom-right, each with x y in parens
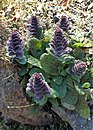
top-left (71, 61), bottom-right (87, 76)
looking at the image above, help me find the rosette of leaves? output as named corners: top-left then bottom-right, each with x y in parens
top-left (56, 16), bottom-right (70, 32)
top-left (71, 60), bottom-right (87, 77)
top-left (7, 31), bottom-right (24, 60)
top-left (26, 73), bottom-right (52, 105)
top-left (49, 28), bottom-right (72, 58)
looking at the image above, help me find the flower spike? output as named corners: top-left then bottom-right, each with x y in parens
top-left (56, 15), bottom-right (70, 32)
top-left (7, 31), bottom-right (24, 60)
top-left (26, 73), bottom-right (51, 101)
top-left (27, 16), bottom-right (39, 38)
top-left (50, 27), bottom-right (71, 57)
top-left (71, 60), bottom-right (87, 76)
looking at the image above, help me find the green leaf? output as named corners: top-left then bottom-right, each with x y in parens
top-left (75, 95), bottom-right (90, 118)
top-left (38, 26), bottom-right (44, 39)
top-left (49, 88), bottom-right (59, 98)
top-left (60, 70), bottom-right (67, 76)
top-left (58, 66), bottom-right (67, 76)
top-left (35, 96), bottom-right (47, 106)
top-left (18, 56), bottom-right (27, 65)
top-left (66, 77), bottom-right (74, 88)
top-left (28, 37), bottom-right (39, 46)
top-left (72, 43), bottom-right (84, 48)
top-left (66, 68), bottom-right (80, 82)
top-left (42, 38), bottom-right (50, 51)
top-left (52, 76), bottom-right (62, 85)
top-left (20, 76), bottom-right (28, 89)
top-left (49, 98), bottom-right (59, 107)
top-left (81, 71), bottom-right (90, 82)
top-left (46, 48), bottom-right (54, 56)
top-left (27, 55), bottom-right (41, 68)
top-left (51, 81), bottom-right (67, 99)
top-left (90, 67), bottom-right (93, 74)
top-left (40, 53), bottom-right (61, 75)
top-left (71, 75), bottom-right (80, 83)
top-left (82, 82), bottom-right (90, 89)
top-left (27, 64), bottom-right (33, 69)
top-left (63, 88), bottom-right (78, 105)
top-left (29, 67), bottom-right (50, 83)
top-left (26, 87), bottom-right (34, 97)
top-left (19, 66), bottom-right (29, 76)
top-left (75, 85), bottom-right (85, 95)
top-left (29, 68), bottom-right (42, 76)
top-left (42, 37), bottom-right (50, 44)
top-left (27, 38), bottom-right (43, 58)
top-left (73, 48), bottom-right (85, 59)
top-left (58, 54), bottom-right (75, 64)
top-left (61, 102), bottom-right (75, 110)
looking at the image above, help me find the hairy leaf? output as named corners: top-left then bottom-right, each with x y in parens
top-left (40, 53), bottom-right (61, 75)
top-left (73, 48), bottom-right (85, 59)
top-left (52, 76), bottom-right (62, 85)
top-left (58, 66), bottom-right (67, 76)
top-left (72, 42), bottom-right (84, 48)
top-left (19, 66), bottom-right (29, 76)
top-left (61, 102), bottom-right (75, 110)
top-left (63, 88), bottom-right (78, 105)
top-left (28, 38), bottom-right (43, 58)
top-left (75, 96), bottom-right (90, 118)
top-left (51, 81), bottom-right (67, 99)
top-left (27, 55), bottom-right (41, 68)
top-left (18, 56), bottom-right (27, 65)
top-left (58, 54), bottom-right (75, 64)
top-left (29, 68), bottom-right (42, 76)
top-left (38, 26), bottom-right (44, 39)
top-left (82, 82), bottom-right (90, 89)
top-left (49, 98), bottom-right (59, 107)
top-left (35, 96), bottom-right (47, 106)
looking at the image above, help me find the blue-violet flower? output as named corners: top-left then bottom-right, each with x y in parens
top-left (50, 27), bottom-right (71, 57)
top-left (26, 73), bottom-right (51, 101)
top-left (71, 60), bottom-right (87, 76)
top-left (7, 31), bottom-right (24, 60)
top-left (27, 16), bottom-right (39, 38)
top-left (56, 15), bottom-right (70, 32)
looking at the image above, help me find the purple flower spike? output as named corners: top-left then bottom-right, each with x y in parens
top-left (50, 28), bottom-right (71, 57)
top-left (7, 31), bottom-right (24, 60)
top-left (71, 60), bottom-right (87, 76)
top-left (26, 73), bottom-right (51, 101)
top-left (56, 16), bottom-right (70, 32)
top-left (27, 16), bottom-right (39, 38)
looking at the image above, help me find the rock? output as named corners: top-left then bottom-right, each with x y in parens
top-left (0, 59), bottom-right (52, 126)
top-left (52, 107), bottom-right (93, 130)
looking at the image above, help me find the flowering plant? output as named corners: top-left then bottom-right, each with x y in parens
top-left (6, 15), bottom-right (93, 118)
